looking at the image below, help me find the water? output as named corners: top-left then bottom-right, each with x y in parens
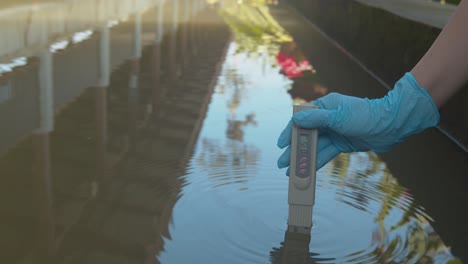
top-left (0, 1), bottom-right (465, 263)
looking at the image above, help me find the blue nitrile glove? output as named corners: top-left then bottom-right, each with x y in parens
top-left (277, 72), bottom-right (440, 174)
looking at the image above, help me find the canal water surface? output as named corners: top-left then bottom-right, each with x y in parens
top-left (0, 1), bottom-right (465, 264)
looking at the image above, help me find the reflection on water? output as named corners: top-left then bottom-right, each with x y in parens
top-left (276, 41), bottom-right (327, 104)
top-left (0, 0), bottom-right (222, 263)
top-left (161, 1), bottom-right (459, 264)
top-left (0, 0), bottom-right (463, 264)
top-left (159, 35), bottom-right (459, 262)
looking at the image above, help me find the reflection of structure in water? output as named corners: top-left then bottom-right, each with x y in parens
top-left (223, 65), bottom-right (257, 142)
top-left (0, 0), bottom-right (231, 262)
top-left (270, 231), bottom-right (333, 264)
top-left (227, 113), bottom-right (256, 141)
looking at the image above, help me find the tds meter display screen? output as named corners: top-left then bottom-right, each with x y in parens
top-left (296, 133), bottom-right (311, 177)
top-left (299, 134), bottom-right (309, 153)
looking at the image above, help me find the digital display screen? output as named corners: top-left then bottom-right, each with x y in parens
top-left (299, 134), bottom-right (309, 153)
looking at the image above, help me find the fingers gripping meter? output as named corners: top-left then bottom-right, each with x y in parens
top-left (288, 104), bottom-right (319, 234)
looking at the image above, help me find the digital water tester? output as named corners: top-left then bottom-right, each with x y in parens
top-left (288, 104), bottom-right (318, 234)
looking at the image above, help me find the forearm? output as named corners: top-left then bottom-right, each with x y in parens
top-left (411, 0), bottom-right (468, 108)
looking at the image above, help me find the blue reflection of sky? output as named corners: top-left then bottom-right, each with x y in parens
top-left (158, 41), bottom-right (373, 263)
top-left (0, 57), bottom-right (27, 75)
top-left (72, 29), bottom-right (94, 44)
top-left (158, 39), bottom-right (457, 263)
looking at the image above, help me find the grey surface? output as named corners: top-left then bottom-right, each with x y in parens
top-left (356, 0), bottom-right (456, 28)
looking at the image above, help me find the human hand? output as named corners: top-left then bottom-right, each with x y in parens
top-left (277, 73), bottom-right (440, 174)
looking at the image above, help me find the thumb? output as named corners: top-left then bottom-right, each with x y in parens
top-left (293, 108), bottom-right (335, 130)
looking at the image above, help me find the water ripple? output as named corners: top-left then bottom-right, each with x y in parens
top-left (168, 150), bottom-right (458, 263)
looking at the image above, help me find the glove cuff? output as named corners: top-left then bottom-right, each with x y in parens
top-left (387, 72), bottom-right (440, 140)
top-left (404, 72), bottom-right (440, 121)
